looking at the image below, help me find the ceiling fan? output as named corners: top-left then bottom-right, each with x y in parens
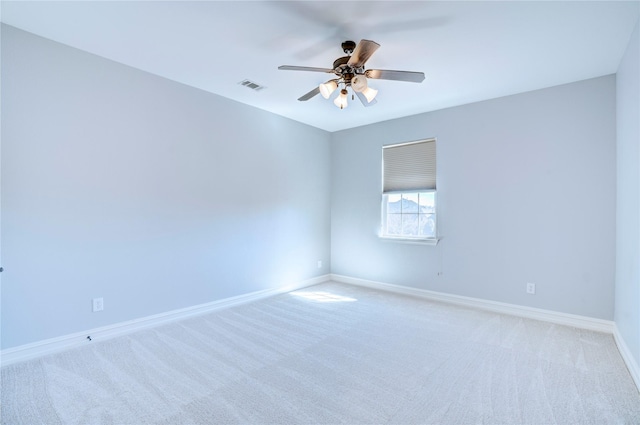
top-left (278, 39), bottom-right (425, 109)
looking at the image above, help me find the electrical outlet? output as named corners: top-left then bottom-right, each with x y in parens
top-left (317, 260), bottom-right (322, 269)
top-left (526, 283), bottom-right (536, 295)
top-left (92, 297), bottom-right (104, 312)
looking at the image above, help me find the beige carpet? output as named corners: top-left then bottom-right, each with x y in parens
top-left (2, 281), bottom-right (639, 424)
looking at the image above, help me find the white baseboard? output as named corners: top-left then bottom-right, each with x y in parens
top-left (1, 274), bottom-right (330, 367)
top-left (613, 325), bottom-right (640, 393)
top-left (335, 273), bottom-right (639, 393)
top-left (330, 274), bottom-right (615, 333)
top-left (7, 272), bottom-right (637, 394)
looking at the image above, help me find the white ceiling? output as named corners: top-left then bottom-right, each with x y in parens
top-left (1, 1), bottom-right (638, 132)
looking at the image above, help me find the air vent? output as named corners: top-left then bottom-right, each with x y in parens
top-left (239, 79), bottom-right (266, 92)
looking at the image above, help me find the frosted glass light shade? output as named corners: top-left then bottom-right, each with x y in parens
top-left (362, 86), bottom-right (378, 103)
top-left (333, 89), bottom-right (349, 109)
top-left (319, 81), bottom-right (338, 99)
top-left (351, 75), bottom-right (368, 92)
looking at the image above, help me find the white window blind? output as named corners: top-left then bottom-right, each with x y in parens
top-left (383, 139), bottom-right (436, 193)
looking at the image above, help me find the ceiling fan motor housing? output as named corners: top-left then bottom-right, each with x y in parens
top-left (332, 56), bottom-right (363, 85)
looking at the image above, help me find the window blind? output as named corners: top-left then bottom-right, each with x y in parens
top-left (383, 139), bottom-right (436, 193)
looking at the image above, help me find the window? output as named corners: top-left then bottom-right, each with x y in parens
top-left (382, 192), bottom-right (436, 238)
top-left (381, 139), bottom-right (437, 241)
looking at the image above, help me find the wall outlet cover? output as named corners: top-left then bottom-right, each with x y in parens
top-left (92, 297), bottom-right (104, 312)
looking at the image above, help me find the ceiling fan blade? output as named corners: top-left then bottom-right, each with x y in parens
top-left (347, 39), bottom-right (380, 68)
top-left (355, 90), bottom-right (377, 107)
top-left (366, 69), bottom-right (425, 83)
top-left (279, 65), bottom-right (334, 73)
top-left (298, 87), bottom-right (321, 101)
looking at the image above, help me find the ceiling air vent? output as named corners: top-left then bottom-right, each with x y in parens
top-left (239, 79), bottom-right (266, 92)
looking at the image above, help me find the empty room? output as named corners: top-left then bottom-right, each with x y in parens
top-left (1, 1), bottom-right (639, 424)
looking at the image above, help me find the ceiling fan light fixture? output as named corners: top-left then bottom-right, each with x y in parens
top-left (319, 80), bottom-right (338, 99)
top-left (334, 89), bottom-right (349, 109)
top-left (351, 75), bottom-right (368, 92)
top-left (279, 39), bottom-right (425, 108)
top-left (362, 86), bottom-right (378, 103)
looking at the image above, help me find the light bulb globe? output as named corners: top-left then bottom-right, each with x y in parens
top-left (319, 81), bottom-right (337, 99)
top-left (351, 75), bottom-right (368, 92)
top-left (333, 89), bottom-right (349, 109)
top-left (362, 86), bottom-right (378, 103)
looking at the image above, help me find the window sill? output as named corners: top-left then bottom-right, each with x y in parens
top-left (379, 236), bottom-right (440, 246)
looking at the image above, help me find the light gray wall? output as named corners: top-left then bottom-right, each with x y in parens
top-left (0, 22), bottom-right (627, 351)
top-left (1, 25), bottom-right (331, 349)
top-left (331, 76), bottom-right (617, 320)
top-left (615, 20), bottom-right (640, 367)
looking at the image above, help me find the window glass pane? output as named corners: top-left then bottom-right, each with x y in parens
top-left (418, 192), bottom-right (435, 213)
top-left (387, 214), bottom-right (402, 235)
top-left (402, 214), bottom-right (419, 236)
top-left (386, 194), bottom-right (402, 214)
top-left (419, 214), bottom-right (436, 237)
top-left (402, 193), bottom-right (419, 213)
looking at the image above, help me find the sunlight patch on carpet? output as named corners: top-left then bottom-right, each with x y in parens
top-left (289, 290), bottom-right (357, 303)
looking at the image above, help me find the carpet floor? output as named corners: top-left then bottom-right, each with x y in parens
top-left (2, 281), bottom-right (639, 424)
